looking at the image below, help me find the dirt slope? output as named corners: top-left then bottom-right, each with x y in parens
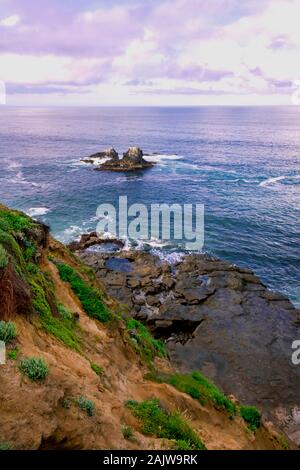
top-left (0, 205), bottom-right (291, 450)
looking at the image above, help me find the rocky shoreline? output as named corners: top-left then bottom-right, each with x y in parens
top-left (69, 232), bottom-right (300, 444)
top-left (81, 147), bottom-right (155, 171)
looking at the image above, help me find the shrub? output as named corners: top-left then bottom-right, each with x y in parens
top-left (240, 406), bottom-right (261, 431)
top-left (0, 321), bottom-right (17, 343)
top-left (122, 426), bottom-right (134, 441)
top-left (77, 396), bottom-right (95, 416)
top-left (126, 399), bottom-right (206, 450)
top-left (19, 357), bottom-right (49, 381)
top-left (90, 363), bottom-right (103, 376)
top-left (0, 244), bottom-right (9, 269)
top-left (125, 318), bottom-right (166, 362)
top-left (56, 263), bottom-right (110, 323)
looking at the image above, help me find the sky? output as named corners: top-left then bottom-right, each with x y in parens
top-left (0, 0), bottom-right (300, 106)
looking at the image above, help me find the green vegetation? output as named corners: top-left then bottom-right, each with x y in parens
top-left (19, 357), bottom-right (49, 381)
top-left (77, 396), bottom-right (95, 416)
top-left (191, 371), bottom-right (236, 415)
top-left (278, 434), bottom-right (290, 450)
top-left (126, 318), bottom-right (166, 362)
top-left (27, 262), bottom-right (39, 275)
top-left (126, 399), bottom-right (206, 450)
top-left (0, 209), bottom-right (33, 233)
top-left (58, 304), bottom-right (74, 321)
top-left (61, 398), bottom-right (72, 409)
top-left (0, 208), bottom-right (81, 351)
top-left (29, 272), bottom-right (80, 352)
top-left (0, 207), bottom-right (40, 272)
top-left (7, 347), bottom-right (19, 360)
top-left (0, 244), bottom-right (9, 269)
top-left (0, 321), bottom-right (17, 343)
top-left (0, 229), bottom-right (25, 272)
top-left (122, 426), bottom-right (135, 441)
top-left (56, 263), bottom-right (110, 323)
top-left (23, 242), bottom-right (37, 262)
top-left (240, 406), bottom-right (261, 431)
top-left (0, 442), bottom-right (11, 451)
top-left (90, 362), bottom-right (103, 376)
top-left (145, 370), bottom-right (236, 416)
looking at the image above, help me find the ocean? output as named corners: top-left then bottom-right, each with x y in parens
top-left (0, 106), bottom-right (299, 305)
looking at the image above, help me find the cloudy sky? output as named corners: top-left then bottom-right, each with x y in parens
top-left (0, 0), bottom-right (300, 106)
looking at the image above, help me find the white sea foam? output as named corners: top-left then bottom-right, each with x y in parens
top-left (144, 237), bottom-right (170, 249)
top-left (62, 225), bottom-right (85, 241)
top-left (259, 175), bottom-right (300, 187)
top-left (70, 156), bottom-right (111, 167)
top-left (26, 207), bottom-right (50, 217)
top-left (9, 170), bottom-right (39, 187)
top-left (144, 153), bottom-right (183, 164)
top-left (7, 161), bottom-right (22, 170)
top-left (151, 249), bottom-right (185, 264)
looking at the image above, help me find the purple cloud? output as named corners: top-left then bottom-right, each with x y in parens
top-left (0, 0), bottom-right (297, 103)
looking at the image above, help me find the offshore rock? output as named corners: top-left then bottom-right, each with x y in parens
top-left (96, 147), bottom-right (154, 172)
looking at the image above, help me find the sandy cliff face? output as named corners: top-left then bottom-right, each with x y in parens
top-left (0, 205), bottom-right (292, 450)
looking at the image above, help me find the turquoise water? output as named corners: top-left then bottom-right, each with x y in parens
top-left (0, 106), bottom-right (299, 304)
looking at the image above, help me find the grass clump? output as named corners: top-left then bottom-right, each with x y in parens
top-left (77, 396), bottom-right (95, 416)
top-left (0, 229), bottom-right (25, 271)
top-left (0, 209), bottom-right (33, 233)
top-left (0, 244), bottom-right (9, 269)
top-left (19, 357), bottom-right (49, 381)
top-left (29, 273), bottom-right (80, 352)
top-left (278, 434), bottom-right (290, 450)
top-left (56, 263), bottom-right (110, 323)
top-left (191, 371), bottom-right (236, 415)
top-left (126, 318), bottom-right (166, 362)
top-left (90, 362), bottom-right (103, 376)
top-left (146, 370), bottom-right (236, 416)
top-left (126, 399), bottom-right (206, 450)
top-left (122, 426), bottom-right (135, 441)
top-left (0, 442), bottom-right (11, 451)
top-left (61, 398), bottom-right (72, 409)
top-left (23, 241), bottom-right (37, 262)
top-left (58, 304), bottom-right (74, 321)
top-left (240, 406), bottom-right (261, 431)
top-left (0, 321), bottom-right (17, 343)
top-left (7, 347), bottom-right (19, 360)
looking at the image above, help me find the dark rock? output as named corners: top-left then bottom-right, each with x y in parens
top-left (96, 147), bottom-right (155, 172)
top-left (77, 243), bottom-right (300, 444)
top-left (81, 148), bottom-right (119, 163)
top-left (123, 147), bottom-right (144, 164)
top-left (67, 232), bottom-right (124, 252)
